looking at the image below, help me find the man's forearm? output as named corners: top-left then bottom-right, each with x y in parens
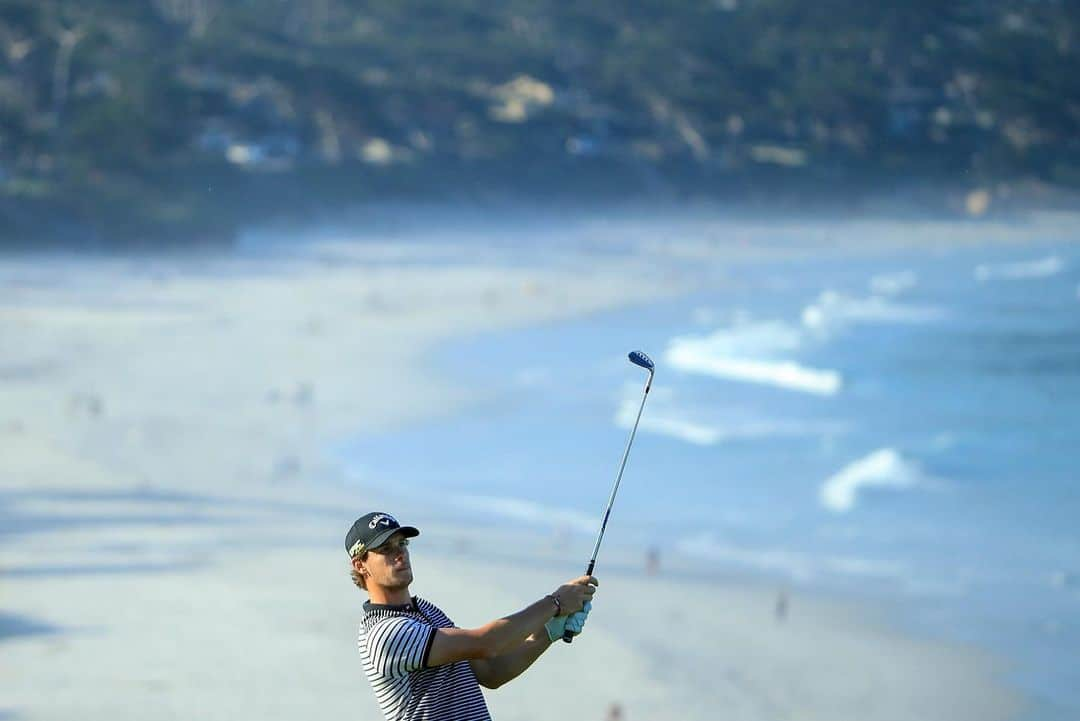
top-left (476, 596), bottom-right (556, 657)
top-left (481, 632), bottom-right (553, 688)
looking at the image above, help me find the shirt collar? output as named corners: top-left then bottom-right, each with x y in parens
top-left (364, 596), bottom-right (418, 613)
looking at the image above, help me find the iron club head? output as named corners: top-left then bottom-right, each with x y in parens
top-left (628, 350), bottom-right (654, 371)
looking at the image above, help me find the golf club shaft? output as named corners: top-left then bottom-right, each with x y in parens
top-left (588, 377), bottom-right (650, 568)
top-left (564, 370), bottom-right (652, 643)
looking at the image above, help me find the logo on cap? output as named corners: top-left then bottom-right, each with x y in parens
top-left (368, 514), bottom-right (396, 530)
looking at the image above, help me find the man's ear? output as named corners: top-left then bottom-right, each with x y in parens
top-left (351, 556), bottom-right (367, 575)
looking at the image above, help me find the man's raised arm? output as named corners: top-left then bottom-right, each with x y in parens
top-left (426, 576), bottom-right (597, 668)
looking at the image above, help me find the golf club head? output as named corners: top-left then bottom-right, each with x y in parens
top-left (628, 350), bottom-right (654, 371)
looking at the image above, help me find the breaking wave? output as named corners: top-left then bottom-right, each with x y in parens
top-left (614, 390), bottom-right (845, 445)
top-left (676, 532), bottom-right (907, 583)
top-left (974, 255), bottom-right (1065, 282)
top-left (870, 270), bottom-right (918, 295)
top-left (801, 290), bottom-right (945, 332)
top-left (665, 323), bottom-right (841, 396)
top-left (819, 448), bottom-right (925, 513)
top-left (665, 284), bottom-right (943, 396)
top-left (452, 494), bottom-right (596, 534)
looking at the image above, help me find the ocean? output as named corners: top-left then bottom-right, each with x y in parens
top-left (336, 236), bottom-right (1079, 719)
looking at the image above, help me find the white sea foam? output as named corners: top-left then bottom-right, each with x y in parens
top-left (870, 270), bottom-right (918, 295)
top-left (614, 385), bottom-right (721, 444)
top-left (671, 353), bottom-right (841, 395)
top-left (669, 286), bottom-right (941, 397)
top-left (666, 324), bottom-right (841, 395)
top-left (453, 494), bottom-right (595, 534)
top-left (974, 255), bottom-right (1065, 281)
top-left (801, 290), bottom-right (944, 332)
top-left (820, 448), bottom-right (924, 513)
top-left (677, 533), bottom-right (819, 580)
top-left (614, 391), bottom-right (845, 445)
top-left (622, 403), bottom-right (725, 445)
top-left (677, 532), bottom-right (906, 583)
top-left (676, 319), bottom-right (804, 355)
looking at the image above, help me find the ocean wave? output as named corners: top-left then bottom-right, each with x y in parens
top-left (870, 270), bottom-right (918, 295)
top-left (666, 326), bottom-right (841, 395)
top-left (668, 286), bottom-right (941, 397)
top-left (676, 532), bottom-right (906, 583)
top-left (672, 319), bottom-right (804, 356)
top-left (670, 353), bottom-right (841, 395)
top-left (820, 448), bottom-right (924, 513)
top-left (974, 255), bottom-right (1065, 282)
top-left (619, 402), bottom-right (724, 445)
top-left (452, 494), bottom-right (596, 534)
top-left (801, 290), bottom-right (945, 332)
top-left (614, 390), bottom-right (846, 445)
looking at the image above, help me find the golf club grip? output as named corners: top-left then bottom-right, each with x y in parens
top-left (562, 561), bottom-right (595, 643)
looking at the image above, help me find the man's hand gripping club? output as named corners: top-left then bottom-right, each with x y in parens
top-left (544, 575), bottom-right (597, 642)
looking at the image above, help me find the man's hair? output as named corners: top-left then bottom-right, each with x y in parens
top-left (350, 553), bottom-right (368, 590)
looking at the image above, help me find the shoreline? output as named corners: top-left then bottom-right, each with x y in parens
top-left (4, 173), bottom-right (1080, 254)
top-left (0, 215), bottom-right (1053, 720)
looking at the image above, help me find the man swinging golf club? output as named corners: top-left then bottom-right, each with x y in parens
top-left (347, 512), bottom-right (597, 721)
top-left (348, 351), bottom-right (654, 719)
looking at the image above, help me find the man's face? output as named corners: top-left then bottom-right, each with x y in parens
top-left (360, 532), bottom-right (413, 590)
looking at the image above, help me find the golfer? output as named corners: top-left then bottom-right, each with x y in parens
top-left (347, 511), bottom-right (597, 720)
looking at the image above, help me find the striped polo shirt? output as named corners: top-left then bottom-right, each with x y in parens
top-left (358, 596), bottom-right (492, 721)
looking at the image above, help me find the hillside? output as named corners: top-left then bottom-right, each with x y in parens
top-left (2, 1), bottom-right (1078, 246)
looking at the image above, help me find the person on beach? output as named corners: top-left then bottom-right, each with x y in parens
top-left (347, 511), bottom-right (598, 720)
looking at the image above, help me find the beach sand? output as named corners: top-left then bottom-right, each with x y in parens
top-left (0, 217), bottom-right (1033, 720)
top-left (2, 542), bottom-right (1021, 721)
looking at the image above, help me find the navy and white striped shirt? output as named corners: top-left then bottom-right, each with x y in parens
top-left (358, 596), bottom-right (492, 721)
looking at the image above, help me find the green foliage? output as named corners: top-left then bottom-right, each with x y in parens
top-left (1, 0), bottom-right (1077, 244)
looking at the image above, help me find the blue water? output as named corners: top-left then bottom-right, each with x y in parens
top-left (337, 240), bottom-right (1080, 719)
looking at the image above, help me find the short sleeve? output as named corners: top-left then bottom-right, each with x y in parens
top-left (365, 617), bottom-right (436, 679)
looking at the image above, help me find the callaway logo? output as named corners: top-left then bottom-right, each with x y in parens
top-left (368, 514), bottom-right (396, 530)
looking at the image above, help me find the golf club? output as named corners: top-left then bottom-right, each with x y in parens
top-left (564, 350), bottom-right (654, 643)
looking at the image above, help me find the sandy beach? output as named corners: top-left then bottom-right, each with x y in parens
top-left (0, 214), bottom-right (1043, 721)
top-left (2, 542), bottom-right (1021, 721)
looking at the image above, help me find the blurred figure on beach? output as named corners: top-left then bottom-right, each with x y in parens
top-left (645, 546), bottom-right (660, 576)
top-left (775, 590), bottom-right (789, 623)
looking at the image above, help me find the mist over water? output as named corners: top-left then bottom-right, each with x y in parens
top-left (338, 229), bottom-right (1080, 719)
